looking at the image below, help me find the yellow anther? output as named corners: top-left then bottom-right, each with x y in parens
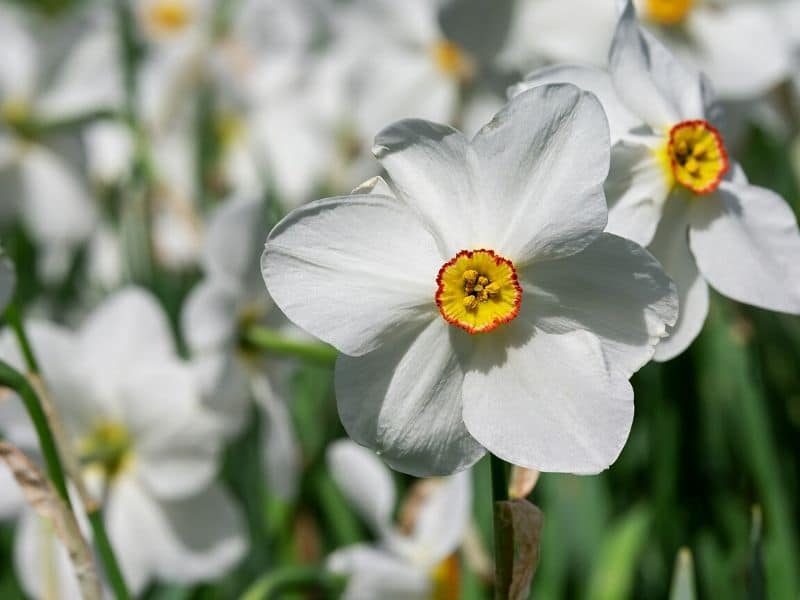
top-left (646, 0), bottom-right (694, 26)
top-left (463, 270), bottom-right (478, 284)
top-left (146, 0), bottom-right (191, 34)
top-left (473, 284), bottom-right (484, 293)
top-left (463, 295), bottom-right (479, 311)
top-left (431, 39), bottom-right (475, 81)
top-left (478, 276), bottom-right (489, 286)
top-left (485, 282), bottom-right (501, 297)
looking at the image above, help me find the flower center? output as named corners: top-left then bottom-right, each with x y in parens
top-left (666, 120), bottom-right (728, 194)
top-left (429, 554), bottom-right (460, 600)
top-left (76, 421), bottom-right (133, 480)
top-left (645, 0), bottom-right (694, 26)
top-left (436, 249), bottom-right (521, 334)
top-left (431, 40), bottom-right (475, 81)
top-left (146, 0), bottom-right (192, 34)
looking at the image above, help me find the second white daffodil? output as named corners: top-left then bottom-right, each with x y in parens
top-left (513, 1), bottom-right (800, 361)
top-left (262, 84), bottom-right (678, 476)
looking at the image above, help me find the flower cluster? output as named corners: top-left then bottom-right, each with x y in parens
top-left (0, 0), bottom-right (799, 597)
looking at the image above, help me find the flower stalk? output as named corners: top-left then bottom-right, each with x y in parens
top-left (241, 566), bottom-right (346, 600)
top-left (242, 325), bottom-right (338, 366)
top-left (0, 359), bottom-right (70, 505)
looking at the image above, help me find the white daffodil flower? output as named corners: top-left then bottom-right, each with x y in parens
top-left (182, 196), bottom-right (301, 498)
top-left (262, 84), bottom-right (678, 476)
top-left (336, 0), bottom-right (512, 143)
top-left (326, 439), bottom-right (470, 599)
top-left (213, 0), bottom-right (374, 204)
top-left (0, 288), bottom-right (246, 596)
top-left (0, 253), bottom-right (14, 313)
top-left (0, 5), bottom-right (105, 271)
top-left (502, 0), bottom-right (794, 102)
top-left (512, 1), bottom-right (800, 361)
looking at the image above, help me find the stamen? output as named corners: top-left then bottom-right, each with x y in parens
top-left (645, 0), bottom-right (694, 26)
top-left (666, 120), bottom-right (728, 195)
top-left (436, 249), bottom-right (522, 334)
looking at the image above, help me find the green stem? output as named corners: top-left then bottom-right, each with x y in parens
top-left (240, 566), bottom-right (345, 600)
top-left (4, 303), bottom-right (41, 374)
top-left (0, 359), bottom-right (70, 505)
top-left (242, 326), bottom-right (338, 366)
top-left (490, 454), bottom-right (508, 503)
top-left (490, 454), bottom-right (509, 600)
top-left (88, 509), bottom-right (130, 600)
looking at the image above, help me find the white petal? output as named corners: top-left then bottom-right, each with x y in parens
top-left (35, 28), bottom-right (122, 120)
top-left (0, 461), bottom-right (24, 519)
top-left (153, 483), bottom-right (247, 584)
top-left (648, 196), bottom-right (709, 361)
top-left (252, 375), bottom-right (301, 501)
top-left (19, 146), bottom-right (96, 246)
top-left (103, 477), bottom-right (166, 595)
top-left (14, 510), bottom-right (85, 600)
top-left (610, 2), bottom-right (707, 128)
top-left (501, 0), bottom-right (616, 67)
top-left (24, 322), bottom-right (100, 439)
top-left (104, 477), bottom-right (165, 593)
top-left (262, 195), bottom-right (441, 356)
top-left (524, 233), bottom-right (677, 377)
top-left (683, 5), bottom-right (792, 100)
top-left (203, 195), bottom-right (266, 288)
top-left (408, 471), bottom-right (472, 566)
top-left (123, 364), bottom-right (222, 499)
top-left (327, 544), bottom-right (431, 600)
top-left (509, 64), bottom-right (642, 143)
top-left (0, 6), bottom-right (38, 100)
top-left (605, 136), bottom-right (672, 247)
top-left (182, 279), bottom-right (239, 354)
top-left (372, 119), bottom-right (476, 258)
top-left (472, 84), bottom-right (609, 265)
top-left (84, 122), bottom-right (134, 185)
top-left (336, 318), bottom-right (485, 476)
top-left (0, 255), bottom-right (15, 315)
top-left (688, 182), bottom-right (800, 313)
top-left (190, 351), bottom-right (250, 437)
top-left (462, 327), bottom-right (633, 473)
top-left (78, 287), bottom-right (176, 379)
top-left (356, 50), bottom-right (457, 144)
top-left (327, 439), bottom-right (396, 535)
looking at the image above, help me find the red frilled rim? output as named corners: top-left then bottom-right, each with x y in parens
top-left (668, 119), bottom-right (729, 195)
top-left (434, 249), bottom-right (522, 334)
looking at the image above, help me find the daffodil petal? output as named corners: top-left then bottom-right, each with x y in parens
top-left (472, 83), bottom-right (609, 265)
top-left (509, 64), bottom-right (641, 143)
top-left (327, 439), bottom-right (396, 535)
top-left (122, 364), bottom-right (221, 499)
top-left (327, 544), bottom-right (431, 599)
top-left (372, 119), bottom-right (476, 258)
top-left (610, 1), bottom-right (706, 129)
top-left (523, 232), bottom-right (677, 377)
top-left (262, 195), bottom-right (441, 356)
top-left (649, 195), bottom-right (709, 361)
top-left (336, 318), bottom-right (485, 477)
top-left (408, 471), bottom-right (472, 566)
top-left (462, 327), bottom-right (633, 474)
top-left (605, 136), bottom-right (672, 247)
top-left (689, 182), bottom-right (800, 314)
